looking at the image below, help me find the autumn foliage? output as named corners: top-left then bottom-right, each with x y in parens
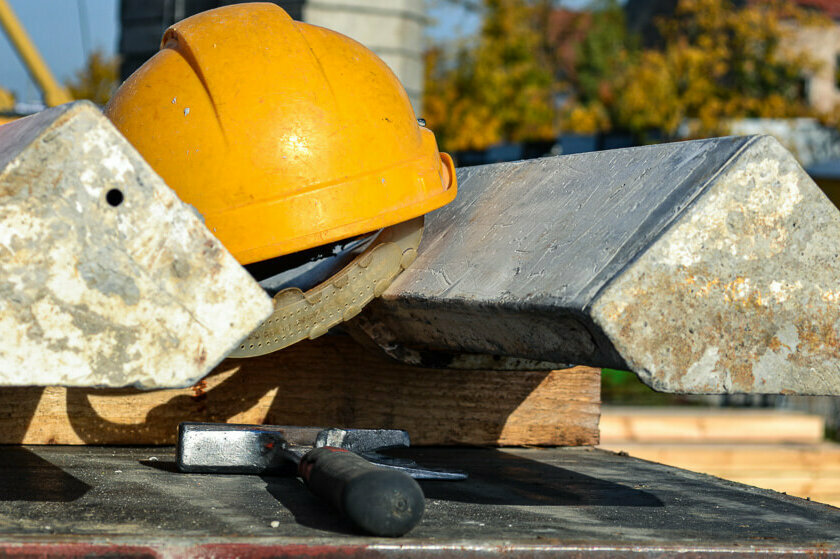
top-left (424, 0), bottom-right (831, 151)
top-left (574, 0), bottom-right (824, 138)
top-left (65, 50), bottom-right (120, 106)
top-left (424, 0), bottom-right (557, 151)
top-left (0, 87), bottom-right (14, 112)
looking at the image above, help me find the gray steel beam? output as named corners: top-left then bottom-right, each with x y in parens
top-left (0, 102), bottom-right (272, 388)
top-left (357, 135), bottom-right (840, 395)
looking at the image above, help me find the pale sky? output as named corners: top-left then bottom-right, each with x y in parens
top-left (0, 0), bottom-right (118, 103)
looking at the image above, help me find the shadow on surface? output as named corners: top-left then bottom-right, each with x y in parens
top-left (263, 448), bottom-right (663, 535)
top-left (138, 456), bottom-right (360, 534)
top-left (139, 459), bottom-right (179, 473)
top-left (399, 448), bottom-right (664, 507)
top-left (0, 388), bottom-right (45, 443)
top-left (261, 474), bottom-right (360, 535)
top-left (0, 447), bottom-right (90, 502)
top-left (136, 448), bottom-right (663, 538)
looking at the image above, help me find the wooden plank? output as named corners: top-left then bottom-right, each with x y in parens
top-left (599, 443), bottom-right (840, 471)
top-left (599, 442), bottom-right (840, 507)
top-left (599, 407), bottom-right (825, 444)
top-left (0, 335), bottom-right (601, 446)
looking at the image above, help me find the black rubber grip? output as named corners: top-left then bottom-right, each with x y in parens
top-left (299, 447), bottom-right (424, 537)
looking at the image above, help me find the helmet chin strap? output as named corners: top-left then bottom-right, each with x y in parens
top-left (229, 217), bottom-right (423, 358)
top-left (246, 232), bottom-right (380, 295)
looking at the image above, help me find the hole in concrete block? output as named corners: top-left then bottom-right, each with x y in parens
top-left (106, 189), bottom-right (124, 207)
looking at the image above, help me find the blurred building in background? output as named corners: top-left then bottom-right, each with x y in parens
top-left (782, 2), bottom-right (840, 114)
top-left (118, 0), bottom-right (425, 112)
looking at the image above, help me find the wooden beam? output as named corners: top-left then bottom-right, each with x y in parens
top-left (0, 335), bottom-right (600, 446)
top-left (599, 443), bottom-right (840, 508)
top-left (600, 407), bottom-right (825, 444)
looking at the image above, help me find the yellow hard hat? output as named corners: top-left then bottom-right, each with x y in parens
top-left (105, 2), bottom-right (456, 265)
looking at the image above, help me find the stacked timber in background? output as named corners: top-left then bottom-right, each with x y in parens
top-left (600, 407), bottom-right (840, 507)
top-left (600, 408), bottom-right (825, 444)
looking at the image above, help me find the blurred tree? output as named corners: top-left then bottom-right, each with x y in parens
top-left (426, 0), bottom-right (826, 146)
top-left (0, 87), bottom-right (14, 112)
top-left (561, 0), bottom-right (637, 134)
top-left (423, 0), bottom-right (557, 151)
top-left (565, 0), bottom-right (825, 137)
top-left (65, 50), bottom-right (120, 106)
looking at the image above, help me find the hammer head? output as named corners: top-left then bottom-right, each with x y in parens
top-left (176, 422), bottom-right (466, 480)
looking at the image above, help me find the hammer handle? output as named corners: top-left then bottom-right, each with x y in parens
top-left (299, 447), bottom-right (424, 537)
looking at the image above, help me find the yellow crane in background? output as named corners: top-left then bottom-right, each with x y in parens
top-left (0, 0), bottom-right (73, 124)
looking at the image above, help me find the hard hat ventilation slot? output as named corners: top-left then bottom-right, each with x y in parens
top-left (245, 232), bottom-right (378, 295)
top-left (106, 189), bottom-right (124, 207)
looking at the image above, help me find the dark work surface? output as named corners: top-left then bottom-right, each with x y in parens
top-left (0, 446), bottom-right (836, 557)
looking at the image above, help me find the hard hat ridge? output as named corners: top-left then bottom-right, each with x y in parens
top-left (105, 2), bottom-right (456, 266)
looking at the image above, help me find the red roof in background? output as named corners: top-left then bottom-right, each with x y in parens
top-left (793, 0), bottom-right (840, 18)
top-left (548, 9), bottom-right (591, 80)
top-left (762, 0), bottom-right (840, 19)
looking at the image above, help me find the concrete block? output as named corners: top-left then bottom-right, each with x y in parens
top-left (357, 135), bottom-right (840, 395)
top-left (0, 102), bottom-right (272, 388)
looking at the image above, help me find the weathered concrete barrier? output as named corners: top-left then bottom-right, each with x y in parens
top-left (358, 135), bottom-right (840, 395)
top-left (0, 102), bottom-right (272, 388)
top-left (4, 104), bottom-right (835, 395)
